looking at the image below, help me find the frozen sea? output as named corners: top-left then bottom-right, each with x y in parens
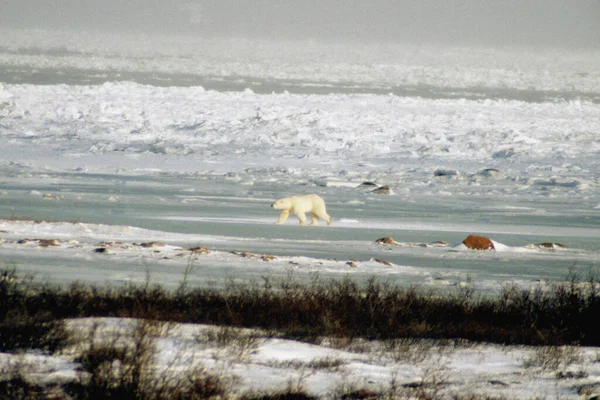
top-left (1, 29), bottom-right (600, 294)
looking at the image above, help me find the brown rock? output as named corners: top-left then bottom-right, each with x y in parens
top-left (38, 239), bottom-right (60, 247)
top-left (261, 255), bottom-right (277, 262)
top-left (375, 237), bottom-right (398, 245)
top-left (139, 241), bottom-right (165, 248)
top-left (371, 185), bottom-right (391, 195)
top-left (374, 258), bottom-right (393, 266)
top-left (462, 235), bottom-right (495, 251)
top-left (189, 246), bottom-right (210, 254)
top-left (233, 251), bottom-right (257, 258)
top-left (537, 242), bottom-right (567, 249)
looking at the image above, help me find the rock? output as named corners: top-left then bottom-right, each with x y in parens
top-left (261, 255), bottom-right (277, 262)
top-left (462, 235), bottom-right (495, 251)
top-left (477, 168), bottom-right (504, 179)
top-left (38, 239), bottom-right (60, 247)
top-left (537, 242), bottom-right (567, 249)
top-left (375, 237), bottom-right (399, 245)
top-left (232, 251), bottom-right (257, 258)
top-left (189, 246), bottom-right (210, 254)
top-left (346, 260), bottom-right (358, 268)
top-left (531, 242), bottom-right (568, 250)
top-left (94, 247), bottom-right (108, 253)
top-left (371, 185), bottom-right (391, 195)
top-left (434, 168), bottom-right (459, 177)
top-left (428, 240), bottom-right (449, 247)
top-left (357, 181), bottom-right (378, 188)
top-left (139, 241), bottom-right (165, 248)
top-left (374, 258), bottom-right (393, 266)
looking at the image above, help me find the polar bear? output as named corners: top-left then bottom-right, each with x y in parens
top-left (271, 194), bottom-right (332, 226)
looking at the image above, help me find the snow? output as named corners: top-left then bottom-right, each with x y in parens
top-left (2, 27), bottom-right (600, 398)
top-left (1, 317), bottom-right (599, 399)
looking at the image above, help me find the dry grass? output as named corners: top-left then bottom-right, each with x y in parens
top-left (197, 325), bottom-right (265, 360)
top-left (521, 345), bottom-right (583, 371)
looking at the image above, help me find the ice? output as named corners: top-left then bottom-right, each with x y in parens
top-left (2, 82), bottom-right (599, 181)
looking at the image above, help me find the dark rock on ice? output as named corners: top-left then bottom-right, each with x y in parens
top-left (357, 181), bottom-right (378, 188)
top-left (428, 240), bottom-right (449, 247)
top-left (529, 242), bottom-right (568, 250)
top-left (434, 168), bottom-right (459, 177)
top-left (476, 168), bottom-right (504, 179)
top-left (139, 241), bottom-right (165, 248)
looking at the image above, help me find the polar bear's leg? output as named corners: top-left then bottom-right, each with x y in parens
top-left (276, 210), bottom-right (290, 224)
top-left (295, 212), bottom-right (307, 225)
top-left (310, 213), bottom-right (319, 226)
top-left (315, 210), bottom-right (332, 226)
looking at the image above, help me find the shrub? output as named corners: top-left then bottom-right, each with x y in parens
top-left (1, 267), bottom-right (600, 347)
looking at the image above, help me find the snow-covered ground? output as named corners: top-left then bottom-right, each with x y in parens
top-left (1, 28), bottom-right (600, 398)
top-left (1, 317), bottom-right (599, 399)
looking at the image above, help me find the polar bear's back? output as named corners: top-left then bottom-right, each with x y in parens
top-left (290, 194), bottom-right (326, 212)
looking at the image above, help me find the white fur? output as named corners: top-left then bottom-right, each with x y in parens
top-left (271, 194), bottom-right (332, 226)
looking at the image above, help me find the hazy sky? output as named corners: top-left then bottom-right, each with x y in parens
top-left (2, 0), bottom-right (599, 47)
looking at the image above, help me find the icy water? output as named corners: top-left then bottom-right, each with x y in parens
top-left (1, 31), bottom-right (600, 293)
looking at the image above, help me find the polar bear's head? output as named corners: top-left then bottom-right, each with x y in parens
top-left (271, 198), bottom-right (292, 210)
